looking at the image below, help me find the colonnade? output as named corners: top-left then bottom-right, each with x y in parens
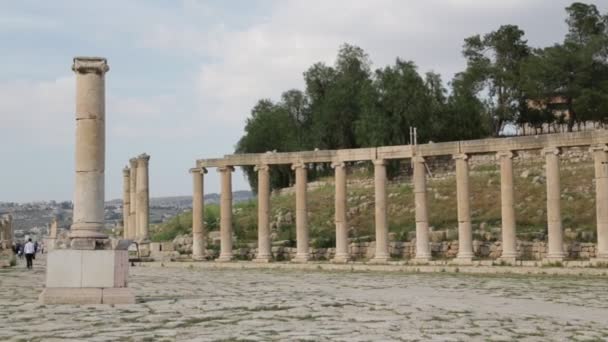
top-left (193, 134), bottom-right (608, 264)
top-left (0, 214), bottom-right (13, 250)
top-left (122, 153), bottom-right (150, 242)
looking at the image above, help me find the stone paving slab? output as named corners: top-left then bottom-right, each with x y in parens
top-left (1, 256), bottom-right (608, 341)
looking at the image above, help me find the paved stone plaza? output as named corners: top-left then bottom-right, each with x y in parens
top-left (1, 257), bottom-right (608, 341)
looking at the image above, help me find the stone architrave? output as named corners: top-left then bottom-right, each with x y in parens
top-left (136, 153), bottom-right (150, 242)
top-left (497, 151), bottom-right (517, 262)
top-left (129, 158), bottom-right (138, 240)
top-left (331, 161), bottom-right (350, 263)
top-left (291, 161), bottom-right (310, 263)
top-left (254, 164), bottom-right (272, 262)
top-left (543, 147), bottom-right (566, 262)
top-left (40, 57), bottom-right (133, 305)
top-left (591, 144), bottom-right (608, 261)
top-left (122, 166), bottom-right (130, 240)
top-left (412, 156), bottom-right (431, 262)
top-left (370, 159), bottom-right (389, 263)
top-left (216, 166), bottom-right (234, 262)
top-left (454, 153), bottom-right (473, 263)
top-left (191, 167), bottom-right (207, 261)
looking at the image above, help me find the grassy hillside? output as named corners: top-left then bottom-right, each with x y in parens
top-left (151, 155), bottom-right (597, 246)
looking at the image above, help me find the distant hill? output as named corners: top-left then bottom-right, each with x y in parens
top-left (106, 190), bottom-right (254, 208)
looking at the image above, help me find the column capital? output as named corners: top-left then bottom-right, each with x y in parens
top-left (541, 147), bottom-right (561, 156)
top-left (452, 153), bottom-right (468, 161)
top-left (217, 166), bottom-right (234, 173)
top-left (122, 166), bottom-right (130, 176)
top-left (254, 164), bottom-right (270, 172)
top-left (589, 144), bottom-right (608, 153)
top-left (496, 150), bottom-right (515, 159)
top-left (129, 158), bottom-right (138, 168)
top-left (411, 155), bottom-right (425, 163)
top-left (189, 167), bottom-right (208, 174)
top-left (331, 161), bottom-right (345, 169)
top-left (72, 57), bottom-right (109, 75)
top-left (372, 159), bottom-right (385, 166)
top-left (291, 161), bottom-right (306, 170)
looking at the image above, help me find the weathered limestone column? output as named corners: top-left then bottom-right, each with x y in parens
top-left (47, 216), bottom-right (58, 251)
top-left (129, 158), bottom-right (138, 239)
top-left (254, 165), bottom-right (272, 262)
top-left (543, 147), bottom-right (566, 261)
top-left (122, 166), bottom-right (130, 240)
top-left (371, 159), bottom-right (389, 263)
top-left (497, 151), bottom-right (517, 262)
top-left (69, 58), bottom-right (109, 241)
top-left (413, 156), bottom-right (431, 262)
top-left (591, 144), bottom-right (608, 261)
top-left (454, 153), bottom-right (473, 263)
top-left (331, 161), bottom-right (350, 263)
top-left (136, 154), bottom-right (150, 242)
top-left (191, 167), bottom-right (207, 261)
top-left (217, 166), bottom-right (234, 262)
top-left (291, 162), bottom-right (310, 262)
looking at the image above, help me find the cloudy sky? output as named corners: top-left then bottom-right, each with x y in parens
top-left (1, 0), bottom-right (606, 202)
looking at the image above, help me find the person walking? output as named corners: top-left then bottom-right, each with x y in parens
top-left (24, 239), bottom-right (35, 269)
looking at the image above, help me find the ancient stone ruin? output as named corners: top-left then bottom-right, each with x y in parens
top-left (122, 153), bottom-right (151, 253)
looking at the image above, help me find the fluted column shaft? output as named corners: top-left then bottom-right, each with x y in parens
top-left (543, 147), bottom-right (565, 260)
top-left (192, 167), bottom-right (207, 260)
top-left (255, 165), bottom-right (272, 262)
top-left (122, 167), bottom-right (130, 239)
top-left (136, 154), bottom-right (150, 241)
top-left (217, 166), bottom-right (234, 261)
top-left (332, 162), bottom-right (350, 262)
top-left (413, 156), bottom-right (431, 261)
top-left (372, 159), bottom-right (389, 262)
top-left (498, 151), bottom-right (517, 260)
top-left (454, 153), bottom-right (473, 261)
top-left (292, 162), bottom-right (309, 262)
top-left (70, 57), bottom-right (109, 240)
top-left (129, 158), bottom-right (138, 239)
top-left (591, 145), bottom-right (608, 259)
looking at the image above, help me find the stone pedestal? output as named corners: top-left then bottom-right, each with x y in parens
top-left (291, 162), bottom-right (310, 263)
top-left (543, 147), bottom-right (566, 262)
top-left (413, 156), bottom-right (431, 262)
top-left (254, 165), bottom-right (272, 262)
top-left (331, 162), bottom-right (350, 263)
top-left (191, 167), bottom-right (207, 261)
top-left (454, 153), bottom-right (473, 264)
top-left (498, 151), bottom-right (517, 262)
top-left (216, 166), bottom-right (234, 262)
top-left (371, 159), bottom-right (389, 264)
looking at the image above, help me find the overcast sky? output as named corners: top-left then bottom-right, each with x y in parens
top-left (1, 0), bottom-right (606, 203)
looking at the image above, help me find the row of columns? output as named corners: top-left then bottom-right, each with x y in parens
top-left (192, 145), bottom-right (608, 263)
top-left (122, 154), bottom-right (150, 241)
top-left (0, 214), bottom-right (13, 249)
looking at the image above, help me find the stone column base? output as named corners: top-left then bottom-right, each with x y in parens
top-left (368, 256), bottom-right (389, 264)
top-left (331, 255), bottom-right (351, 264)
top-left (452, 257), bottom-right (473, 265)
top-left (215, 255), bottom-right (234, 262)
top-left (542, 255), bottom-right (565, 264)
top-left (192, 255), bottom-right (206, 261)
top-left (410, 257), bottom-right (431, 265)
top-left (497, 257), bottom-right (517, 265)
top-left (39, 287), bottom-right (135, 305)
top-left (253, 256), bottom-right (272, 263)
top-left (291, 254), bottom-right (310, 263)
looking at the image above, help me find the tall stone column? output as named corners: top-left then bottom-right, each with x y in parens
top-left (454, 153), bottom-right (473, 263)
top-left (591, 144), bottom-right (608, 261)
top-left (47, 216), bottom-right (58, 251)
top-left (191, 167), bottom-right (207, 261)
top-left (254, 164), bottom-right (272, 262)
top-left (332, 161), bottom-right (350, 263)
top-left (217, 166), bottom-right (234, 262)
top-left (40, 57), bottom-right (134, 304)
top-left (413, 156), bottom-right (431, 262)
top-left (543, 147), bottom-right (565, 261)
top-left (292, 162), bottom-right (310, 262)
top-left (122, 166), bottom-right (130, 240)
top-left (497, 151), bottom-right (517, 262)
top-left (136, 154), bottom-right (150, 242)
top-left (70, 58), bottom-right (109, 241)
top-left (371, 159), bottom-right (389, 263)
top-left (129, 158), bottom-right (138, 239)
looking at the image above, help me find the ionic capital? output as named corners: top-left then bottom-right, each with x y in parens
top-left (291, 161), bottom-right (306, 170)
top-left (254, 164), bottom-right (270, 172)
top-left (411, 155), bottom-right (425, 164)
top-left (72, 57), bottom-right (109, 75)
top-left (372, 159), bottom-right (385, 166)
top-left (452, 153), bottom-right (468, 161)
top-left (331, 161), bottom-right (345, 169)
top-left (129, 158), bottom-right (138, 168)
top-left (541, 147), bottom-right (561, 156)
top-left (217, 166), bottom-right (234, 173)
top-left (496, 150), bottom-right (515, 159)
top-left (189, 167), bottom-right (208, 174)
top-left (589, 144), bottom-right (608, 153)
top-left (122, 166), bottom-right (130, 176)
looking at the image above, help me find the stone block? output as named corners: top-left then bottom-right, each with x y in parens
top-left (39, 288), bottom-right (102, 305)
top-left (102, 288), bottom-right (135, 304)
top-left (45, 249), bottom-right (129, 288)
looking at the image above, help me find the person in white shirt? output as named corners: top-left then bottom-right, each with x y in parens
top-left (24, 238), bottom-right (35, 269)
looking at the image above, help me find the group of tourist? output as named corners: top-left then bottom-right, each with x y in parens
top-left (12, 239), bottom-right (42, 269)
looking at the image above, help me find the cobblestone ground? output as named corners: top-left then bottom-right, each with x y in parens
top-left (1, 257), bottom-right (608, 341)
